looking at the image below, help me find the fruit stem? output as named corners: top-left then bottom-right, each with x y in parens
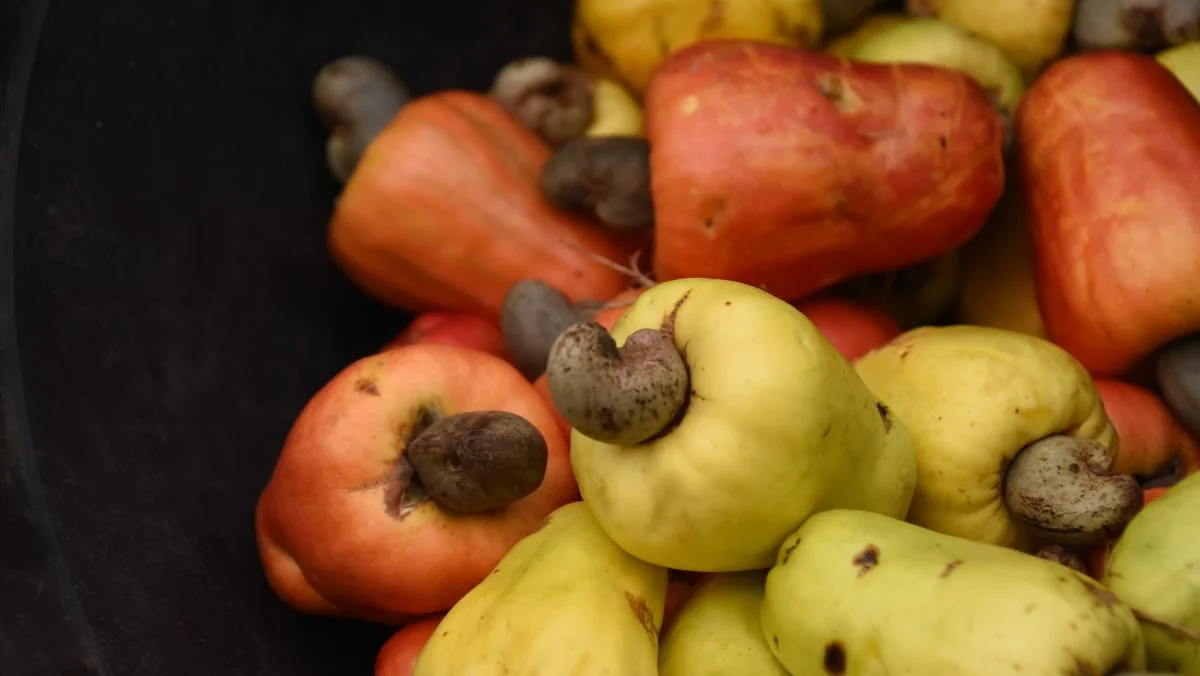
top-left (545, 298), bottom-right (689, 445)
top-left (1004, 435), bottom-right (1143, 545)
top-left (404, 410), bottom-right (548, 513)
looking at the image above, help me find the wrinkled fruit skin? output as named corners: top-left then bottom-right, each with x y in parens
top-left (255, 344), bottom-right (577, 624)
top-left (645, 39), bottom-right (1005, 303)
top-left (376, 614), bottom-right (444, 676)
top-left (571, 277), bottom-right (917, 572)
top-left (413, 502), bottom-right (667, 675)
top-left (383, 311), bottom-right (509, 361)
top-left (792, 295), bottom-right (901, 362)
top-left (1017, 51), bottom-right (1200, 377)
top-left (854, 325), bottom-right (1116, 552)
top-left (763, 510), bottom-right (1146, 676)
top-left (1105, 472), bottom-right (1200, 673)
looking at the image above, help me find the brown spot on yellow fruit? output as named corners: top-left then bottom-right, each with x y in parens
top-left (354, 378), bottom-right (380, 395)
top-left (941, 560), bottom-right (963, 577)
top-left (875, 402), bottom-right (893, 432)
top-left (625, 591), bottom-right (658, 647)
top-left (823, 641), bottom-right (847, 674)
top-left (853, 545), bottom-right (880, 576)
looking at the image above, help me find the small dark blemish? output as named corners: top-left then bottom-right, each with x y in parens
top-left (875, 402), bottom-right (893, 432)
top-left (823, 423), bottom-right (832, 438)
top-left (853, 545), bottom-right (879, 576)
top-left (899, 348), bottom-right (911, 361)
top-left (823, 641), bottom-right (847, 674)
top-left (941, 560), bottom-right (962, 577)
top-left (724, 300), bottom-right (731, 306)
top-left (781, 538), bottom-right (801, 565)
top-left (938, 135), bottom-right (947, 149)
top-left (355, 378), bottom-right (380, 396)
top-left (774, 635), bottom-right (780, 648)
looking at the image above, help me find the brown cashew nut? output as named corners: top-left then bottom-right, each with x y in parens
top-left (312, 56), bottom-right (410, 183)
top-left (489, 57), bottom-right (596, 148)
top-left (1073, 0), bottom-right (1200, 52)
top-left (1004, 435), bottom-right (1143, 545)
top-left (1157, 333), bottom-right (1200, 439)
top-left (500, 279), bottom-right (591, 380)
top-left (404, 410), bottom-right (548, 513)
top-left (539, 136), bottom-right (654, 232)
top-left (545, 320), bottom-right (688, 446)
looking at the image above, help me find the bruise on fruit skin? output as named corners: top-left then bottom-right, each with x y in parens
top-left (853, 545), bottom-right (880, 576)
top-left (823, 641), bottom-right (847, 674)
top-left (875, 402), bottom-right (893, 432)
top-left (354, 378), bottom-right (381, 396)
top-left (940, 560), bottom-right (963, 577)
top-left (625, 591), bottom-right (658, 647)
top-left (781, 537), bottom-right (802, 565)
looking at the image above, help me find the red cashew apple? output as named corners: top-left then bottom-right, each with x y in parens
top-left (1017, 51), bottom-right (1200, 376)
top-left (383, 311), bottom-right (509, 361)
top-left (376, 614), bottom-right (445, 676)
top-left (255, 344), bottom-right (577, 624)
top-left (792, 295), bottom-right (902, 361)
top-left (644, 39), bottom-right (1006, 302)
top-left (1095, 378), bottom-right (1200, 485)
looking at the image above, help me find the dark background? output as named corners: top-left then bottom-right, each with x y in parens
top-left (0, 0), bottom-right (573, 673)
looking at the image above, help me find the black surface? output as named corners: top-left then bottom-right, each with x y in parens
top-left (0, 0), bottom-right (573, 674)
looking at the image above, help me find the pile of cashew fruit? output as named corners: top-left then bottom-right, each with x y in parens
top-left (256, 1), bottom-right (1200, 674)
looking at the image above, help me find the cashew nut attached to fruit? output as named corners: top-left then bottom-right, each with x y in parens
top-left (312, 56), bottom-right (410, 183)
top-left (546, 320), bottom-right (689, 446)
top-left (403, 410), bottom-right (548, 513)
top-left (500, 279), bottom-right (595, 380)
top-left (1074, 0), bottom-right (1200, 52)
top-left (490, 57), bottom-right (596, 147)
top-left (1156, 333), bottom-right (1200, 438)
top-left (1004, 435), bottom-right (1143, 544)
top-left (539, 136), bottom-right (654, 232)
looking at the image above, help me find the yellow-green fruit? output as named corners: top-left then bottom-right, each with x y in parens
top-left (584, 77), bottom-right (644, 137)
top-left (1158, 42), bottom-right (1200, 101)
top-left (1105, 472), bottom-right (1200, 674)
top-left (851, 17), bottom-right (1025, 113)
top-left (907, 0), bottom-right (1075, 75)
top-left (853, 325), bottom-right (1115, 551)
top-left (659, 572), bottom-right (790, 676)
top-left (571, 278), bottom-right (917, 572)
top-left (572, 0), bottom-right (824, 94)
top-left (762, 510), bottom-right (1147, 675)
top-left (824, 13), bottom-right (907, 58)
top-left (413, 502), bottom-right (667, 676)
top-left (957, 186), bottom-right (1047, 338)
